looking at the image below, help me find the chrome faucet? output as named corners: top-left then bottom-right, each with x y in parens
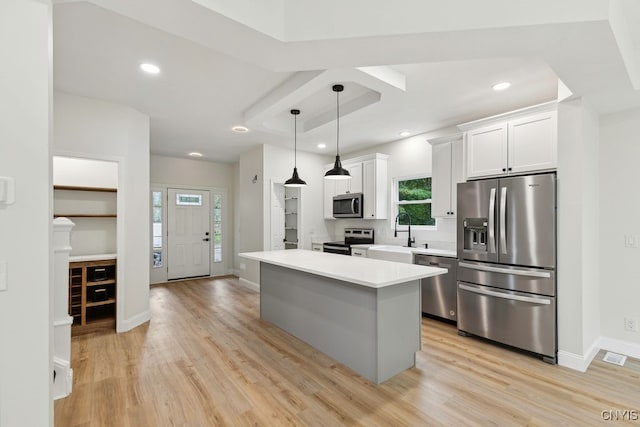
top-left (394, 212), bottom-right (415, 247)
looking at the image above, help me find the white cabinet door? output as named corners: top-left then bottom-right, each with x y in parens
top-left (431, 139), bottom-right (464, 218)
top-left (323, 173), bottom-right (335, 219)
top-left (465, 122), bottom-right (508, 179)
top-left (450, 139), bottom-right (463, 216)
top-left (431, 142), bottom-right (452, 218)
top-left (363, 160), bottom-right (376, 219)
top-left (348, 163), bottom-right (363, 194)
top-left (508, 110), bottom-right (557, 174)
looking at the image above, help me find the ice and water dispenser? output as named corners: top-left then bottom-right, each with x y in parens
top-left (462, 218), bottom-right (488, 253)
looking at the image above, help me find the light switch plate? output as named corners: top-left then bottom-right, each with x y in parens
top-left (0, 260), bottom-right (7, 292)
top-left (0, 176), bottom-right (15, 205)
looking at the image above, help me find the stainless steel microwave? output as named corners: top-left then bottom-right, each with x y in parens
top-left (333, 192), bottom-right (363, 218)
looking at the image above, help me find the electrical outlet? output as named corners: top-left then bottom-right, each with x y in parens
top-left (625, 235), bottom-right (636, 248)
top-left (624, 317), bottom-right (638, 332)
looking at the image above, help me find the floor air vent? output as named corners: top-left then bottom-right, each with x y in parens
top-left (603, 351), bottom-right (627, 366)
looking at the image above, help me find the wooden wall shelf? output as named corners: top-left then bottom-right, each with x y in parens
top-left (54, 185), bottom-right (117, 192)
top-left (54, 214), bottom-right (117, 218)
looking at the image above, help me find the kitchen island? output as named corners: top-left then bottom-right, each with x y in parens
top-left (239, 249), bottom-right (447, 383)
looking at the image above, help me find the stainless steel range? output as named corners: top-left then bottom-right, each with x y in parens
top-left (323, 228), bottom-right (374, 255)
top-left (456, 173), bottom-right (557, 363)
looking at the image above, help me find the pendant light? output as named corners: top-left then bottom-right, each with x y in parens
top-left (284, 109), bottom-right (307, 187)
top-left (324, 84), bottom-right (351, 180)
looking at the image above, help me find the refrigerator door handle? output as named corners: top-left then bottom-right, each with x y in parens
top-left (488, 188), bottom-right (496, 253)
top-left (459, 284), bottom-right (551, 305)
top-left (500, 186), bottom-right (507, 254)
top-left (458, 262), bottom-right (552, 278)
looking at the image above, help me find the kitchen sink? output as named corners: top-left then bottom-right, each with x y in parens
top-left (366, 246), bottom-right (414, 264)
top-left (365, 245), bottom-right (457, 264)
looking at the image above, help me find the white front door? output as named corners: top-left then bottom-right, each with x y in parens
top-left (167, 189), bottom-right (211, 280)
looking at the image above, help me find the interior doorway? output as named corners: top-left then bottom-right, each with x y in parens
top-left (167, 188), bottom-right (211, 280)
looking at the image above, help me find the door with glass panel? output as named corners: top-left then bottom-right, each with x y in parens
top-left (167, 189), bottom-right (211, 280)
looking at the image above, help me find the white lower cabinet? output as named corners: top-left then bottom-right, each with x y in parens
top-left (351, 248), bottom-right (367, 257)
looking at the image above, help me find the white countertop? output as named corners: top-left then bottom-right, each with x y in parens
top-left (364, 245), bottom-right (457, 258)
top-left (239, 249), bottom-right (446, 288)
top-left (69, 253), bottom-right (117, 262)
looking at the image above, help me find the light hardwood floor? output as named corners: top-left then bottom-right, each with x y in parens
top-left (55, 276), bottom-right (640, 426)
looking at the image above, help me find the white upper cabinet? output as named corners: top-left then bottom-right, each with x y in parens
top-left (459, 102), bottom-right (557, 180)
top-left (362, 157), bottom-right (388, 219)
top-left (324, 153), bottom-right (388, 220)
top-left (508, 111), bottom-right (558, 175)
top-left (465, 123), bottom-right (508, 178)
top-left (429, 135), bottom-right (463, 218)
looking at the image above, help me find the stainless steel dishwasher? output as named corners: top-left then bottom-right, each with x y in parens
top-left (414, 254), bottom-right (458, 321)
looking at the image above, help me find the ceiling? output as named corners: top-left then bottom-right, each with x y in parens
top-left (52, 0), bottom-right (640, 163)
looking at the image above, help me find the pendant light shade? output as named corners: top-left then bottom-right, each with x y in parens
top-left (284, 109), bottom-right (307, 187)
top-left (325, 84), bottom-right (351, 180)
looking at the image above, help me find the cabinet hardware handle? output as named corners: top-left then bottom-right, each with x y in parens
top-left (502, 168), bottom-right (506, 172)
top-left (203, 238), bottom-right (210, 242)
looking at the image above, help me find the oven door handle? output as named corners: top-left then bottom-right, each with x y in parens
top-left (323, 245), bottom-right (350, 252)
top-left (459, 284), bottom-right (551, 305)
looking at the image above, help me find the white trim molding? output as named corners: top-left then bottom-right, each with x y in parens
top-left (597, 336), bottom-right (640, 360)
top-left (53, 357), bottom-right (73, 400)
top-left (558, 336), bottom-right (640, 372)
top-left (239, 277), bottom-right (259, 292)
top-left (558, 341), bottom-right (600, 372)
top-left (117, 309), bottom-right (151, 333)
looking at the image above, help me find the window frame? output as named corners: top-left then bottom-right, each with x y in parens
top-left (391, 174), bottom-right (437, 231)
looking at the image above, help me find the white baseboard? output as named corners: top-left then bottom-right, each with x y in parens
top-left (558, 339), bottom-right (600, 372)
top-left (559, 335), bottom-right (640, 372)
top-left (597, 336), bottom-right (640, 360)
top-left (238, 277), bottom-right (259, 292)
top-left (53, 357), bottom-right (73, 400)
top-left (117, 309), bottom-right (151, 333)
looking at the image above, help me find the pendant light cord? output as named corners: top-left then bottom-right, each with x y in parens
top-left (336, 89), bottom-right (340, 156)
top-left (294, 113), bottom-right (297, 167)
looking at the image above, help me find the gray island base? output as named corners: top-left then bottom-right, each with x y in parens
top-left (260, 262), bottom-right (421, 383)
top-left (240, 250), bottom-right (446, 383)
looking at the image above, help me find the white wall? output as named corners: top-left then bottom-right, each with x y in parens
top-left (235, 144), bottom-right (331, 286)
top-left (599, 108), bottom-right (640, 345)
top-left (150, 155), bottom-right (234, 189)
top-left (237, 146), bottom-right (264, 285)
top-left (53, 92), bottom-right (150, 332)
top-left (53, 156), bottom-right (118, 188)
top-left (0, 0), bottom-right (53, 425)
top-left (150, 155), bottom-right (235, 282)
top-left (262, 144), bottom-right (331, 249)
top-left (332, 131), bottom-right (458, 248)
top-left (556, 98), bottom-right (601, 362)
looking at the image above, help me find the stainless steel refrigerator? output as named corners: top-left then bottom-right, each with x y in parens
top-left (456, 173), bottom-right (557, 363)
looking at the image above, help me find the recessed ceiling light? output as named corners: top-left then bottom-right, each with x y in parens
top-left (232, 126), bottom-right (249, 133)
top-left (317, 143), bottom-right (326, 149)
top-left (399, 131), bottom-right (411, 137)
top-left (188, 152), bottom-right (203, 157)
top-left (140, 63), bottom-right (161, 75)
top-left (492, 81), bottom-right (511, 91)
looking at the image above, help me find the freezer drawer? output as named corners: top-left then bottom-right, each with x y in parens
top-left (457, 282), bottom-right (556, 362)
top-left (415, 255), bottom-right (457, 321)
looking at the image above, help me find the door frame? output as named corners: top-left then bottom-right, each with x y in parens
top-left (150, 183), bottom-right (230, 284)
